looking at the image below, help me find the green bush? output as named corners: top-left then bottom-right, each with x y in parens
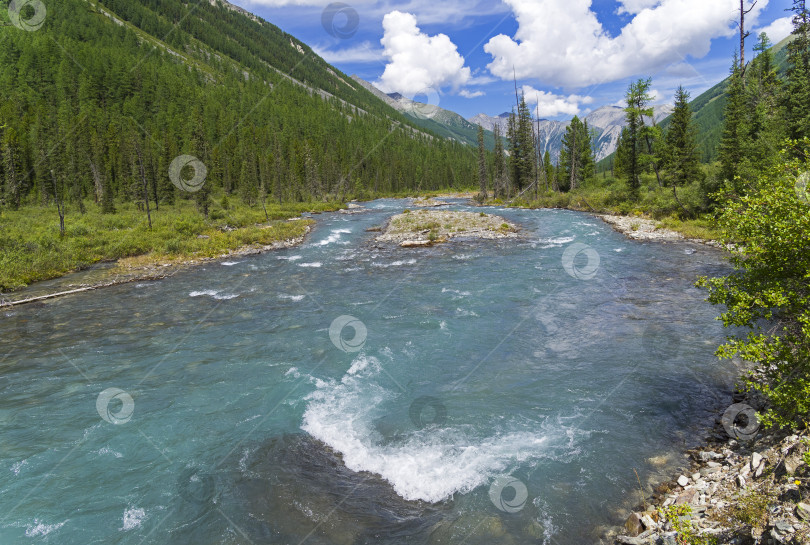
top-left (698, 144), bottom-right (810, 429)
top-left (659, 505), bottom-right (717, 545)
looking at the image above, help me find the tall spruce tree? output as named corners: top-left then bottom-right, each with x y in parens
top-left (784, 1), bottom-right (810, 149)
top-left (660, 86), bottom-right (701, 215)
top-left (559, 116), bottom-right (593, 191)
top-left (719, 55), bottom-right (747, 186)
top-left (477, 124), bottom-right (487, 200)
top-left (508, 94), bottom-right (535, 192)
top-left (493, 124), bottom-right (506, 198)
top-left (543, 150), bottom-right (553, 192)
top-left (618, 78), bottom-right (657, 197)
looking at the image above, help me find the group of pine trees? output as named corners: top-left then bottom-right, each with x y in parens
top-left (475, 94), bottom-right (596, 202)
top-left (473, 1), bottom-right (810, 213)
top-left (0, 0), bottom-right (479, 225)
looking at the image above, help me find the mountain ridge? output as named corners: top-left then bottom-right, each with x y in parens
top-left (469, 105), bottom-right (673, 163)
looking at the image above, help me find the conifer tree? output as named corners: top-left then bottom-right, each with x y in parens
top-left (477, 124), bottom-right (487, 200)
top-left (508, 95), bottom-right (535, 192)
top-left (719, 56), bottom-right (747, 186)
top-left (559, 116), bottom-right (593, 191)
top-left (784, 1), bottom-right (810, 149)
top-left (493, 124), bottom-right (506, 198)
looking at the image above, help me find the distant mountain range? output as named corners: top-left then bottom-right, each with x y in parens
top-left (470, 105), bottom-right (673, 163)
top-left (351, 76), bottom-right (674, 161)
top-left (351, 76), bottom-right (498, 150)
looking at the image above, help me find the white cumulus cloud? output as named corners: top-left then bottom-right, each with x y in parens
top-left (755, 16), bottom-right (793, 44)
top-left (521, 85), bottom-right (591, 118)
top-left (375, 11), bottom-right (471, 96)
top-left (459, 89), bottom-right (485, 98)
top-left (484, 0), bottom-right (768, 88)
top-left (617, 0), bottom-right (662, 15)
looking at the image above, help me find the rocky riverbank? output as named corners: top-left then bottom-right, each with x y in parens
top-left (610, 408), bottom-right (809, 545)
top-left (376, 209), bottom-right (519, 247)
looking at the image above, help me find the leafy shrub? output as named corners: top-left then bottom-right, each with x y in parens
top-left (659, 505), bottom-right (717, 545)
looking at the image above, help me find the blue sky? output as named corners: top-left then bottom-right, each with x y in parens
top-left (230, 0), bottom-right (793, 121)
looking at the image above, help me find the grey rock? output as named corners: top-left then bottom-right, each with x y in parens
top-left (796, 502), bottom-right (810, 521)
top-left (699, 451), bottom-right (721, 461)
top-left (691, 472), bottom-right (701, 482)
top-left (783, 453), bottom-right (804, 475)
top-left (700, 466), bottom-right (720, 476)
top-left (677, 475), bottom-right (689, 487)
top-left (774, 520), bottom-right (794, 533)
top-left (706, 461), bottom-right (721, 468)
top-left (751, 452), bottom-right (763, 470)
top-left (675, 489), bottom-right (698, 505)
top-left (625, 512), bottom-right (644, 537)
top-left (616, 536), bottom-right (645, 545)
top-left (658, 532), bottom-right (677, 545)
top-left (736, 474), bottom-right (746, 488)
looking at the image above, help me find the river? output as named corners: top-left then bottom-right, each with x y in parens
top-left (0, 199), bottom-right (741, 544)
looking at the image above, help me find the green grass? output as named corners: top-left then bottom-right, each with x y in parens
top-left (501, 173), bottom-right (722, 241)
top-left (0, 196), bottom-right (340, 291)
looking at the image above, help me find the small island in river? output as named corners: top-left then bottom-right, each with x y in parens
top-left (376, 209), bottom-right (520, 247)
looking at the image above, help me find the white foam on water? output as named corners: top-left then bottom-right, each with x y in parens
top-left (10, 459), bottom-right (28, 475)
top-left (442, 288), bottom-right (471, 298)
top-left (299, 262), bottom-right (322, 268)
top-left (120, 508), bottom-right (146, 531)
top-left (25, 519), bottom-right (67, 537)
top-left (301, 355), bottom-right (549, 504)
top-left (278, 255), bottom-right (303, 262)
top-left (537, 236), bottom-right (575, 249)
top-left (279, 294), bottom-right (306, 302)
top-left (316, 228), bottom-right (352, 246)
top-left (221, 261), bottom-right (243, 266)
top-left (372, 259), bottom-right (417, 268)
top-left (614, 248), bottom-right (624, 252)
top-left (189, 290), bottom-right (239, 300)
top-left (96, 446), bottom-right (123, 459)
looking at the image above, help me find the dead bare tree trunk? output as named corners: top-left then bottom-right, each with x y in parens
top-left (740, 0), bottom-right (757, 79)
top-left (89, 161), bottom-right (103, 204)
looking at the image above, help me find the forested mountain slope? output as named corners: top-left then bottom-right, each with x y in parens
top-left (0, 0), bottom-right (477, 211)
top-left (658, 34), bottom-right (792, 162)
top-left (351, 76), bottom-right (498, 150)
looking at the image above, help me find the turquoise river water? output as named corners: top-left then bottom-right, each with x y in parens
top-left (0, 199), bottom-right (742, 544)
